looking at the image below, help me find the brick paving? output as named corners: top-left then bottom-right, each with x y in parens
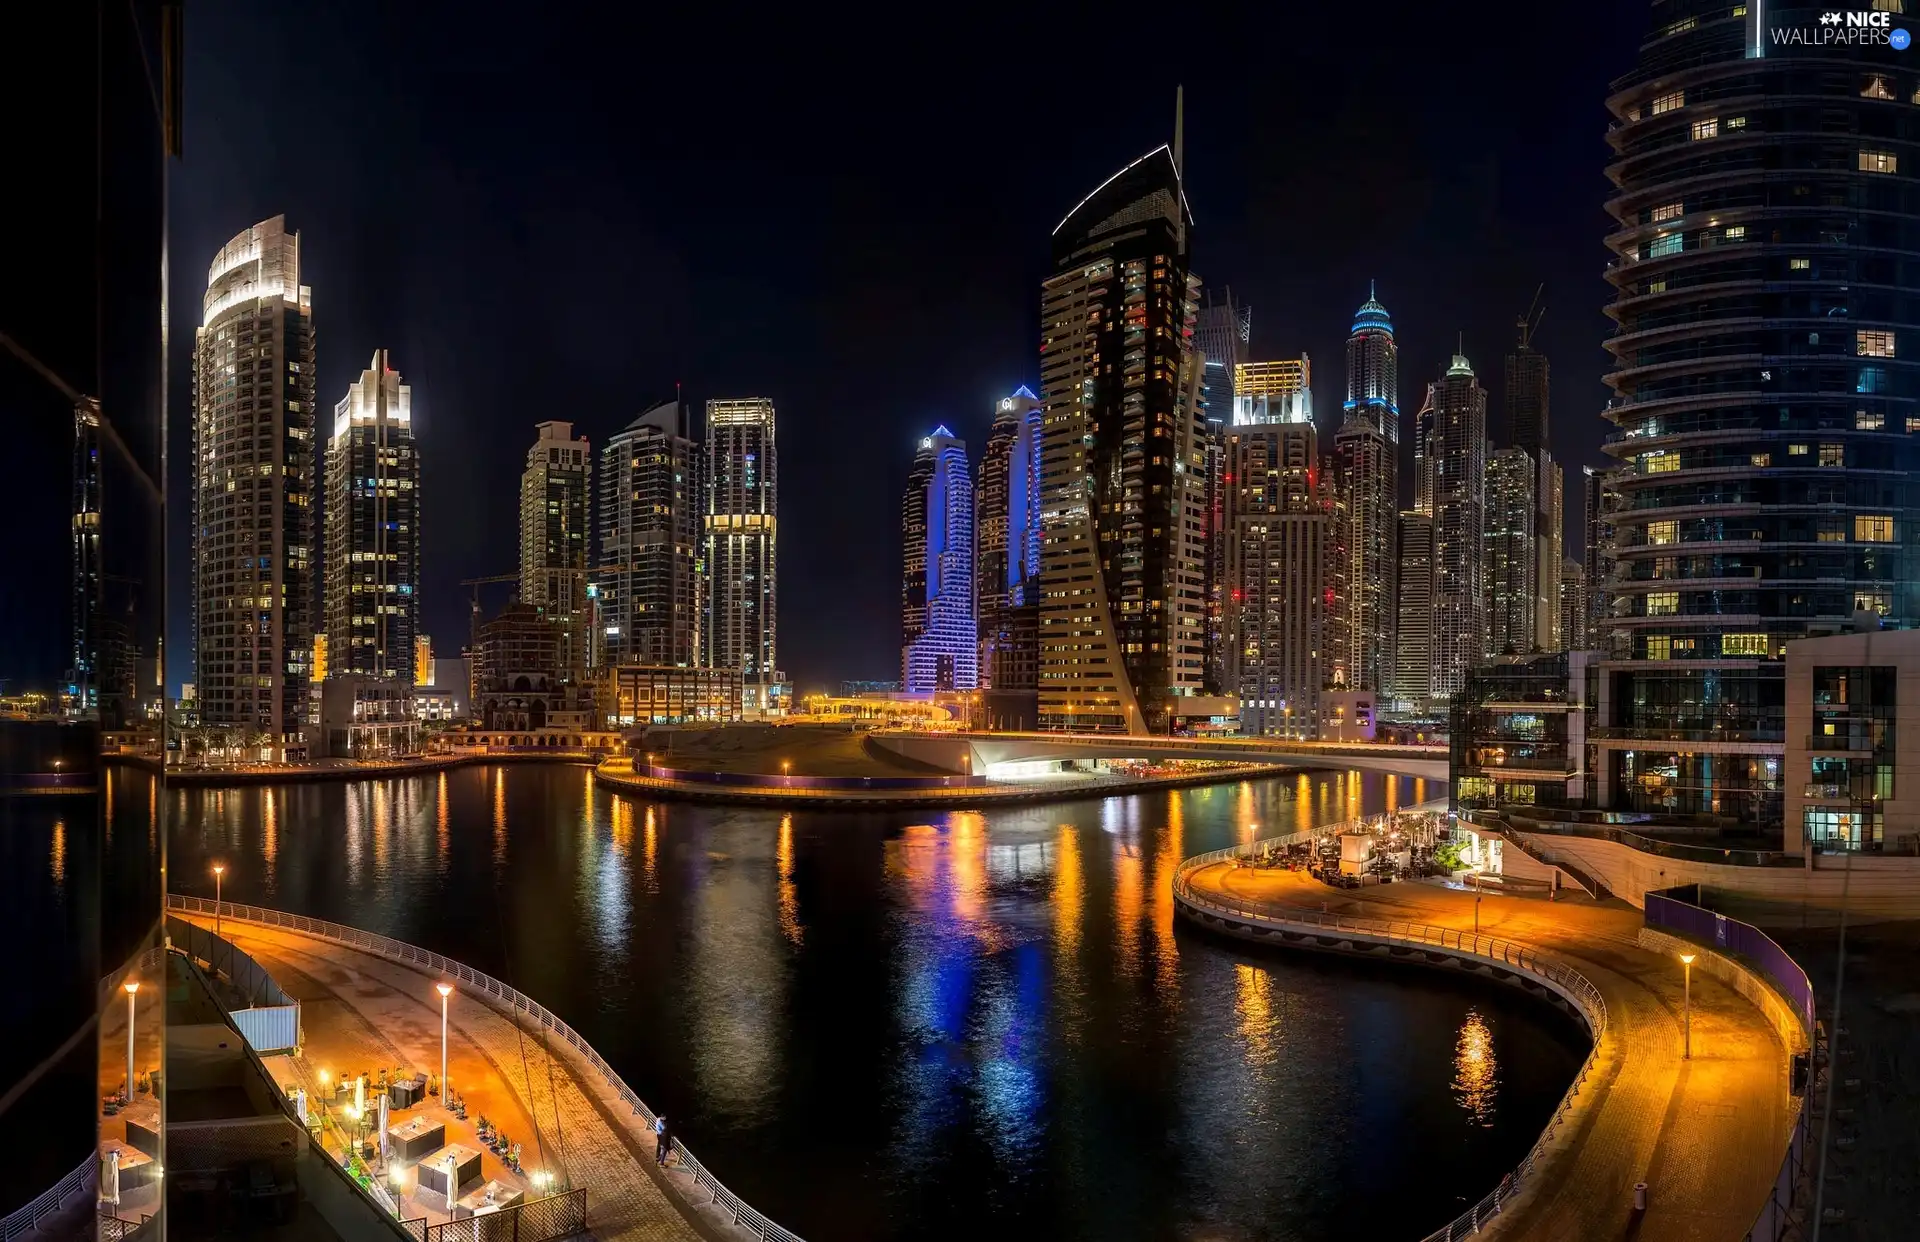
top-left (181, 917), bottom-right (727, 1242)
top-left (1185, 866), bottom-right (1795, 1242)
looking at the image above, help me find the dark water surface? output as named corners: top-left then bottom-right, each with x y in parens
top-left (159, 765), bottom-right (1585, 1242)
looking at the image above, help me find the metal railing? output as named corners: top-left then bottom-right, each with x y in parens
top-left (1172, 822), bottom-right (1610, 1242)
top-left (165, 896), bottom-right (807, 1242)
top-left (1, 1158), bottom-right (92, 1241)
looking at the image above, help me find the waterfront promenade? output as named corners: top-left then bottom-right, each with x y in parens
top-left (1179, 864), bottom-right (1796, 1242)
top-left (174, 912), bottom-right (772, 1242)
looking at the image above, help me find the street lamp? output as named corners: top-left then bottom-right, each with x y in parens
top-left (212, 863), bottom-right (226, 942)
top-left (782, 759), bottom-right (792, 789)
top-left (1679, 953), bottom-right (1696, 1060)
top-left (436, 984), bottom-right (453, 1104)
top-left (122, 980), bottom-right (139, 1101)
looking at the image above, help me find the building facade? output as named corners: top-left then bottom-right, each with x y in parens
top-left (1038, 142), bottom-right (1208, 734)
top-left (1559, 559), bottom-right (1588, 653)
top-left (190, 215), bottom-right (316, 747)
top-left (324, 351), bottom-right (419, 686)
top-left (597, 400), bottom-right (702, 669)
top-left (1582, 464), bottom-right (1621, 654)
top-left (901, 426), bottom-right (977, 693)
top-left (1224, 409), bottom-right (1324, 738)
top-left (976, 388), bottom-right (1043, 701)
top-left (1234, 358), bottom-right (1312, 427)
top-left (606, 664), bottom-right (743, 726)
top-left (704, 398), bottom-right (779, 708)
top-left (1393, 511), bottom-right (1435, 705)
top-left (519, 421), bottom-right (592, 681)
top-left (1428, 350), bottom-right (1487, 701)
top-left (1335, 287), bottom-right (1400, 692)
top-left (1591, 11), bottom-right (1920, 827)
top-left (1485, 446), bottom-right (1537, 658)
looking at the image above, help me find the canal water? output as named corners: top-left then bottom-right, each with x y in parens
top-left (153, 765), bottom-right (1586, 1242)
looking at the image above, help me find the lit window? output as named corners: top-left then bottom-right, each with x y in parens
top-left (1857, 410), bottom-right (1885, 431)
top-left (1665, 16), bottom-right (1697, 33)
top-left (1907, 417), bottom-right (1920, 433)
top-left (1790, 258), bottom-right (1811, 271)
top-left (1647, 592), bottom-right (1679, 616)
top-left (1732, 3), bottom-right (1748, 14)
top-left (1751, 453), bottom-right (1771, 467)
top-left (1645, 279), bottom-right (1668, 294)
top-left (1648, 233), bottom-right (1684, 258)
top-left (1788, 444), bottom-right (1809, 456)
top-left (1863, 76), bottom-right (1896, 101)
top-left (1820, 444), bottom-right (1845, 467)
top-left (1645, 635), bottom-right (1672, 660)
top-left (1859, 367), bottom-right (1890, 394)
top-left (1856, 514), bottom-right (1896, 542)
top-left (1645, 451), bottom-right (1681, 473)
top-left (1692, 118), bottom-right (1719, 140)
top-left (1860, 149), bottom-right (1898, 174)
top-left (1648, 520), bottom-right (1678, 545)
top-left (1723, 633), bottom-right (1770, 656)
top-left (1857, 329), bottom-right (1896, 358)
top-left (1723, 225), bottom-right (1746, 241)
top-left (1651, 201), bottom-right (1684, 223)
top-left (1818, 521), bottom-right (1848, 543)
top-left (1856, 592), bottom-right (1893, 615)
top-left (1724, 115), bottom-right (1747, 130)
top-left (1651, 90), bottom-right (1686, 115)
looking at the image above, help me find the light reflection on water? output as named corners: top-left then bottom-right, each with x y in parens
top-left (163, 765), bottom-right (1582, 1242)
top-left (1453, 1008), bottom-right (1499, 1127)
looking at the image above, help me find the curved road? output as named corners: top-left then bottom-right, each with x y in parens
top-left (1182, 863), bottom-right (1794, 1242)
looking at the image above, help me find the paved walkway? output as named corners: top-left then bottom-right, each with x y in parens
top-left (1182, 865), bottom-right (1795, 1242)
top-left (179, 917), bottom-right (711, 1242)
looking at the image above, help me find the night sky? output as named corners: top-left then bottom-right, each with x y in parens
top-left (27, 5), bottom-right (1657, 694)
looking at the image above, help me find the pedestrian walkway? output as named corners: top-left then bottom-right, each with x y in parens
top-left (177, 916), bottom-right (718, 1242)
top-left (1180, 864), bottom-right (1796, 1242)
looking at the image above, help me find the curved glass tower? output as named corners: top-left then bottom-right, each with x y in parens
top-left (901, 427), bottom-right (976, 693)
top-left (1595, 4), bottom-right (1920, 827)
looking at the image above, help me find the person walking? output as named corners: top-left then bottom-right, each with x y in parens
top-left (654, 1115), bottom-right (670, 1167)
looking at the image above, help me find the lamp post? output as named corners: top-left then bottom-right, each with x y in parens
top-left (1679, 953), bottom-right (1696, 1059)
top-left (212, 862), bottom-right (226, 942)
top-left (122, 980), bottom-right (139, 1101)
top-left (782, 760), bottom-right (792, 789)
top-left (437, 983), bottom-right (453, 1104)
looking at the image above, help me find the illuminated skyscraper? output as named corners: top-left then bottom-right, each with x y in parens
top-left (1558, 559), bottom-right (1587, 653)
top-left (1335, 285), bottom-right (1399, 691)
top-left (1428, 348), bottom-right (1486, 700)
top-left (976, 388), bottom-right (1043, 708)
top-left (1393, 511), bottom-right (1434, 704)
top-left (70, 399), bottom-right (103, 714)
top-left (598, 400), bottom-right (702, 667)
top-left (1582, 464), bottom-right (1620, 653)
top-left (1234, 358), bottom-right (1312, 426)
top-left (519, 421), bottom-right (592, 681)
top-left (190, 215), bottom-right (315, 745)
top-left (902, 427), bottom-right (976, 693)
top-left (1195, 290), bottom-right (1249, 695)
top-left (324, 351), bottom-right (419, 685)
top-left (1485, 446), bottom-right (1536, 657)
top-left (1506, 313), bottom-right (1564, 653)
top-left (704, 398), bottom-right (779, 707)
top-left (1224, 393), bottom-right (1324, 737)
top-left (1038, 137), bottom-right (1207, 733)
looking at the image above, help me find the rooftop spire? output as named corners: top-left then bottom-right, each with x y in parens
top-left (1173, 85), bottom-right (1185, 181)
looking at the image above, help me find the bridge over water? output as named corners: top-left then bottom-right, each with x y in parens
top-left (871, 730), bottom-right (1451, 782)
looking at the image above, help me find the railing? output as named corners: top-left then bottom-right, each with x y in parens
top-left (1172, 817), bottom-right (1610, 1242)
top-left (1, 1158), bottom-right (91, 1241)
top-left (1512, 821), bottom-right (1800, 868)
top-left (1644, 886), bottom-right (1815, 1041)
top-left (417, 1187), bottom-right (586, 1242)
top-left (165, 896), bottom-right (807, 1242)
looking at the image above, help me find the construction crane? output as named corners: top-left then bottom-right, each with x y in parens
top-left (1517, 283), bottom-right (1547, 350)
top-left (460, 574), bottom-right (519, 654)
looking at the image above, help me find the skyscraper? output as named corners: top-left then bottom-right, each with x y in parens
top-left (1485, 447), bottom-right (1537, 658)
top-left (70, 399), bottom-right (103, 715)
top-left (1038, 137), bottom-right (1207, 734)
top-left (1505, 317), bottom-right (1550, 456)
top-left (1581, 463), bottom-right (1619, 653)
top-left (1427, 349), bottom-right (1486, 701)
top-left (704, 397), bottom-right (779, 707)
top-left (1535, 456), bottom-right (1565, 652)
top-left (1393, 511), bottom-right (1435, 705)
top-left (901, 427), bottom-right (977, 693)
top-left (519, 421), bottom-right (592, 681)
top-left (1335, 286), bottom-right (1399, 692)
top-left (1592, 11), bottom-right (1920, 838)
top-left (1506, 312), bottom-right (1564, 654)
top-left (976, 388), bottom-right (1043, 710)
top-left (1558, 559), bottom-right (1587, 654)
top-left (1224, 391), bottom-right (1324, 738)
top-left (1411, 381), bottom-right (1437, 516)
top-left (597, 400), bottom-right (702, 668)
top-left (324, 351), bottom-right (419, 685)
top-left (1194, 289), bottom-right (1251, 423)
top-left (1195, 292), bottom-right (1250, 697)
top-left (191, 216), bottom-right (315, 746)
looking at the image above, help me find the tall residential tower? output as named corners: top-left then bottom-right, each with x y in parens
top-left (1335, 286), bottom-right (1399, 691)
top-left (324, 351), bottom-right (419, 684)
top-left (190, 216), bottom-right (316, 746)
top-left (519, 421), bottom-right (592, 681)
top-left (976, 388), bottom-right (1043, 718)
top-left (1038, 139), bottom-right (1207, 733)
top-left (901, 427), bottom-right (976, 693)
top-left (597, 400), bottom-right (702, 668)
top-left (1428, 349), bottom-right (1486, 701)
top-left (705, 397), bottom-right (779, 709)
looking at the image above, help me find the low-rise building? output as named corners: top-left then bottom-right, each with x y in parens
top-left (316, 674), bottom-right (421, 759)
top-left (606, 665), bottom-right (743, 726)
top-left (1783, 627), bottom-right (1920, 854)
top-left (1450, 651), bottom-right (1593, 814)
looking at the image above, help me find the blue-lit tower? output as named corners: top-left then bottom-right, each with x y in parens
top-left (903, 427), bottom-right (977, 693)
top-left (1334, 285), bottom-right (1400, 691)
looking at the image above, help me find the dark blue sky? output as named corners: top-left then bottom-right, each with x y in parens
top-left (139, 4), bottom-right (1647, 691)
